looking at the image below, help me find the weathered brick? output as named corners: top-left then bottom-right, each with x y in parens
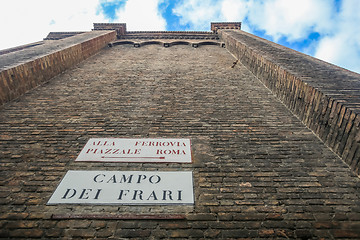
top-left (57, 220), bottom-right (91, 229)
top-left (0, 213), bottom-right (28, 220)
top-left (220, 29), bottom-right (360, 174)
top-left (204, 229), bottom-right (221, 238)
top-left (332, 229), bottom-right (360, 238)
top-left (115, 229), bottom-right (151, 238)
top-left (259, 229), bottom-right (275, 237)
top-left (340, 221), bottom-right (360, 229)
top-left (6, 220), bottom-right (38, 229)
top-left (159, 221), bottom-right (190, 229)
top-left (265, 213), bottom-right (284, 220)
top-left (91, 220), bottom-right (107, 229)
top-left (65, 229), bottom-right (96, 238)
top-left (0, 31), bottom-right (116, 106)
top-left (44, 229), bottom-right (63, 238)
top-left (233, 213), bottom-right (266, 221)
top-left (0, 24), bottom-right (359, 240)
top-left (95, 228), bottom-right (114, 238)
top-left (313, 221), bottom-right (341, 229)
top-left (295, 229), bottom-right (313, 239)
top-left (9, 229), bottom-right (43, 238)
top-left (222, 229), bottom-right (257, 238)
top-left (186, 213), bottom-right (217, 221)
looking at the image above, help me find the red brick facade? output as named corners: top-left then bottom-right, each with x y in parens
top-left (211, 22), bottom-right (242, 33)
top-left (0, 31), bottom-right (116, 106)
top-left (0, 23), bottom-right (359, 239)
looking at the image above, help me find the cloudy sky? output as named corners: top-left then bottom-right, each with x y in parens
top-left (0, 0), bottom-right (359, 73)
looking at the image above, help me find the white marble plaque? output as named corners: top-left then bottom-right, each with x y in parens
top-left (47, 170), bottom-right (194, 205)
top-left (75, 138), bottom-right (192, 163)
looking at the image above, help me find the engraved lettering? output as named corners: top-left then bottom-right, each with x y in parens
top-left (162, 190), bottom-right (173, 200)
top-left (62, 189), bottom-right (76, 199)
top-left (118, 190), bottom-right (130, 200)
top-left (147, 191), bottom-right (158, 200)
top-left (94, 174), bottom-right (105, 183)
top-left (79, 189), bottom-right (92, 199)
top-left (94, 189), bottom-right (102, 199)
top-left (132, 190), bottom-right (143, 200)
top-left (149, 175), bottom-right (161, 184)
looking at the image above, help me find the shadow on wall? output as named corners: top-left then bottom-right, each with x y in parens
top-left (109, 40), bottom-right (225, 48)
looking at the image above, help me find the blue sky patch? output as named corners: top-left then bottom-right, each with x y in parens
top-left (334, 0), bottom-right (342, 13)
top-left (244, 16), bottom-right (323, 56)
top-left (159, 0), bottom-right (190, 31)
top-left (99, 0), bottom-right (127, 21)
top-left (1, 0), bottom-right (357, 73)
top-left (276, 32), bottom-right (321, 55)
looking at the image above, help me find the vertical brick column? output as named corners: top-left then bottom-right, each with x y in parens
top-left (220, 29), bottom-right (360, 174)
top-left (0, 31), bottom-right (116, 106)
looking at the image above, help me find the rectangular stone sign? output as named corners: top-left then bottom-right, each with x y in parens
top-left (47, 170), bottom-right (194, 205)
top-left (75, 138), bottom-right (192, 163)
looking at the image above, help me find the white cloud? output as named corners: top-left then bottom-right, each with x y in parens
top-left (246, 0), bottom-right (334, 41)
top-left (0, 0), bottom-right (167, 50)
top-left (172, 0), bottom-right (360, 73)
top-left (314, 0), bottom-right (360, 73)
top-left (220, 0), bottom-right (249, 22)
top-left (172, 0), bottom-right (334, 40)
top-left (115, 0), bottom-right (166, 31)
top-left (173, 0), bottom-right (223, 30)
top-left (0, 0), bottom-right (108, 50)
top-left (0, 0), bottom-right (359, 73)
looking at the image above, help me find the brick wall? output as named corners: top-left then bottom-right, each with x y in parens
top-left (211, 22), bottom-right (241, 33)
top-left (94, 23), bottom-right (126, 36)
top-left (1, 42), bottom-right (360, 239)
top-left (0, 42), bottom-right (44, 56)
top-left (0, 31), bottom-right (116, 106)
top-left (220, 29), bottom-right (360, 174)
